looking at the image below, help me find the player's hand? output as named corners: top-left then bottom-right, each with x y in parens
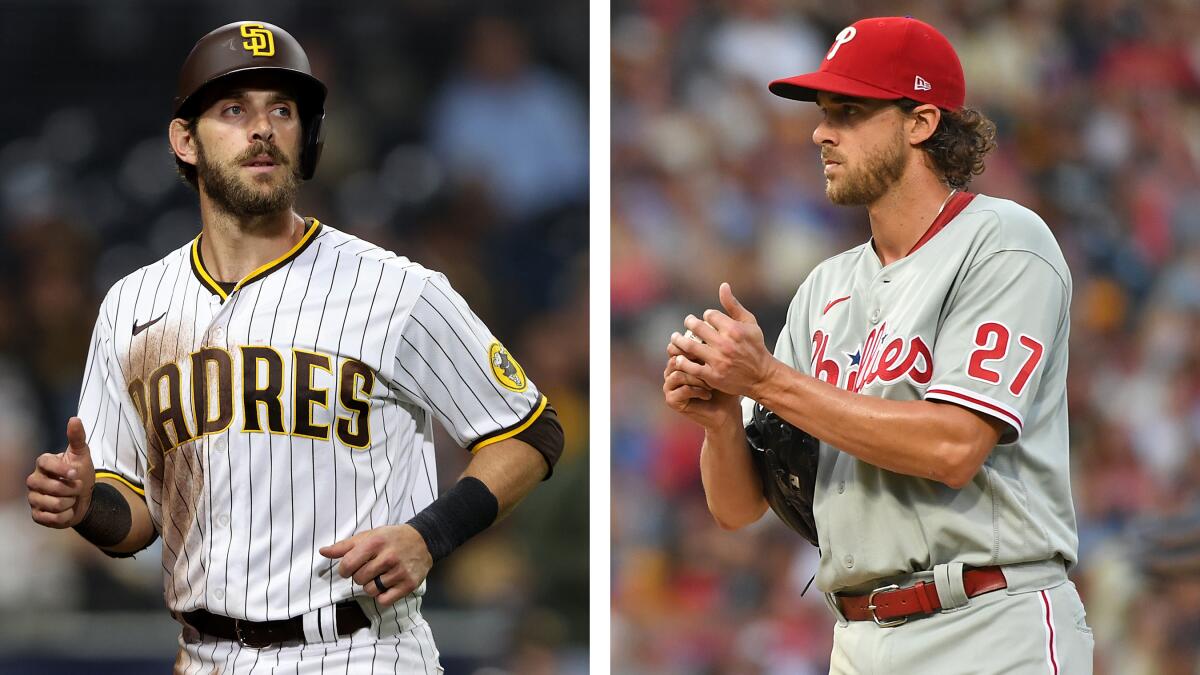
top-left (669, 282), bottom-right (780, 399)
top-left (319, 525), bottom-right (433, 606)
top-left (26, 417), bottom-right (96, 529)
top-left (663, 352), bottom-right (741, 430)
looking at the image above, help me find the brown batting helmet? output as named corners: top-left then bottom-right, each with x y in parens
top-left (174, 21), bottom-right (327, 180)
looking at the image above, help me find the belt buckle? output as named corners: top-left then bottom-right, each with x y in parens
top-left (867, 584), bottom-right (907, 627)
top-left (234, 619), bottom-right (269, 649)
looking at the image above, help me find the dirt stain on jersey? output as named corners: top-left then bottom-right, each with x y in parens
top-left (121, 316), bottom-right (207, 572)
top-left (154, 438), bottom-right (206, 573)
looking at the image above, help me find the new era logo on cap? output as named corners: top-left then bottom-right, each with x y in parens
top-left (768, 16), bottom-right (966, 111)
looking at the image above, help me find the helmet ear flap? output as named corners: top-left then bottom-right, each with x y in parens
top-left (300, 110), bottom-right (324, 180)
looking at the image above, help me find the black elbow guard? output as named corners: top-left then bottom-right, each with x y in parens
top-left (515, 400), bottom-right (564, 479)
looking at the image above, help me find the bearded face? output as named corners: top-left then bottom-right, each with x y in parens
top-left (823, 126), bottom-right (909, 206)
top-left (195, 135), bottom-right (301, 219)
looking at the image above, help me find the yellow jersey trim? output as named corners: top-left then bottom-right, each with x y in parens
top-left (469, 394), bottom-right (547, 453)
top-left (190, 218), bottom-right (323, 300)
top-left (190, 236), bottom-right (226, 299)
top-left (95, 471), bottom-right (146, 497)
top-left (235, 218), bottom-right (322, 290)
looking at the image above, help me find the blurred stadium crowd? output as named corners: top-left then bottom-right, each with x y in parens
top-left (0, 2), bottom-right (588, 673)
top-left (612, 1), bottom-right (1200, 673)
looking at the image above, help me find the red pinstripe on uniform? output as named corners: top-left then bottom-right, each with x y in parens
top-left (1040, 589), bottom-right (1059, 675)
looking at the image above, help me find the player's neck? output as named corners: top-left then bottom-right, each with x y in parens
top-left (865, 170), bottom-right (955, 267)
top-left (197, 202), bottom-right (306, 284)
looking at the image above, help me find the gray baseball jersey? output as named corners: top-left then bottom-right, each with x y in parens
top-left (746, 192), bottom-right (1077, 594)
top-left (77, 218), bottom-right (546, 635)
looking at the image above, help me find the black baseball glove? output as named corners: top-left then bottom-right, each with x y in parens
top-left (746, 402), bottom-right (820, 546)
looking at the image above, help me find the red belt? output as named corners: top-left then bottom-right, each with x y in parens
top-left (836, 566), bottom-right (1007, 626)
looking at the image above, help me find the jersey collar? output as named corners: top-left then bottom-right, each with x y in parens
top-left (190, 218), bottom-right (323, 300)
top-left (906, 191), bottom-right (976, 256)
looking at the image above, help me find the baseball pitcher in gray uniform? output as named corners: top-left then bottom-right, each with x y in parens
top-left (664, 16), bottom-right (1092, 674)
top-left (24, 21), bottom-right (564, 673)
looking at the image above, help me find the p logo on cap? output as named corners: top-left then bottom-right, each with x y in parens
top-left (826, 26), bottom-right (857, 60)
top-left (769, 16), bottom-right (966, 111)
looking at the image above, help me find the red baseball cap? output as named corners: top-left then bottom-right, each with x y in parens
top-left (769, 17), bottom-right (965, 111)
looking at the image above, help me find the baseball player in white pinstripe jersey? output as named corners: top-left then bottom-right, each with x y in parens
top-left (664, 17), bottom-right (1092, 674)
top-left (25, 21), bottom-right (563, 673)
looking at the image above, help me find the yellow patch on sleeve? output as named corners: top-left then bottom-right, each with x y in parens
top-left (488, 341), bottom-right (528, 392)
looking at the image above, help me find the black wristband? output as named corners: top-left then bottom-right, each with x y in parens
top-left (406, 477), bottom-right (498, 562)
top-left (72, 482), bottom-right (133, 548)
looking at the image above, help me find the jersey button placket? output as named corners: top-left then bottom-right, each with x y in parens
top-left (844, 554), bottom-right (854, 568)
top-left (870, 273), bottom-right (888, 324)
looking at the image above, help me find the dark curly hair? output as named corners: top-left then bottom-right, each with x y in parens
top-left (896, 99), bottom-right (997, 189)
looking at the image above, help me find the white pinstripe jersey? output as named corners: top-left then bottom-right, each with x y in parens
top-left (746, 193), bottom-right (1078, 593)
top-left (78, 218), bottom-right (546, 625)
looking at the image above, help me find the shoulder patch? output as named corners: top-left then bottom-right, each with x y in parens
top-left (488, 341), bottom-right (528, 392)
